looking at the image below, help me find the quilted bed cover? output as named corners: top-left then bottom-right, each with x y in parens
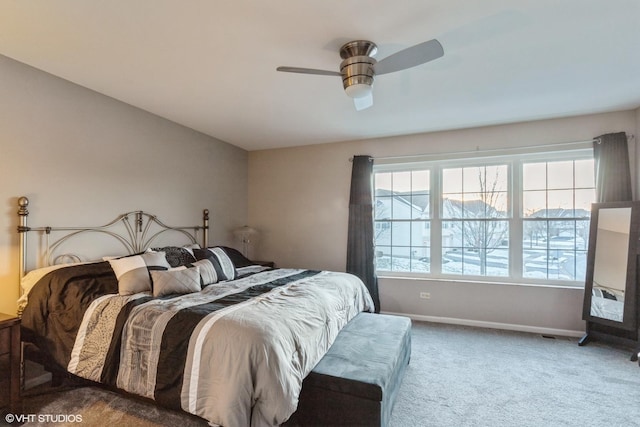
top-left (21, 262), bottom-right (374, 426)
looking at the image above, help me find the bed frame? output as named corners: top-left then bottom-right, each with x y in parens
top-left (15, 197), bottom-right (409, 426)
top-left (16, 196), bottom-right (210, 386)
top-left (17, 196), bottom-right (209, 282)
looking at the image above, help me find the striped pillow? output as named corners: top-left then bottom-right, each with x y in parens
top-left (109, 251), bottom-right (171, 295)
top-left (194, 247), bottom-right (237, 281)
top-left (191, 259), bottom-right (220, 286)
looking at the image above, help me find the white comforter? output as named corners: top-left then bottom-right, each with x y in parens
top-left (68, 268), bottom-right (374, 426)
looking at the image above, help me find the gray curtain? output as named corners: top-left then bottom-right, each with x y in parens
top-left (593, 132), bottom-right (632, 202)
top-left (346, 155), bottom-right (380, 312)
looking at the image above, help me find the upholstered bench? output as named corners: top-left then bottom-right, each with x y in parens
top-left (285, 312), bottom-right (412, 426)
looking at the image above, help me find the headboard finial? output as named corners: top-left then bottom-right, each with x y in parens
top-left (18, 196), bottom-right (29, 215)
top-left (17, 197), bottom-right (30, 234)
top-left (203, 209), bottom-right (210, 248)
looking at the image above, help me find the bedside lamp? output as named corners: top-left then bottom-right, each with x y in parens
top-left (233, 225), bottom-right (258, 258)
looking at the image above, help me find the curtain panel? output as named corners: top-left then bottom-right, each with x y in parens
top-left (593, 132), bottom-right (632, 203)
top-left (346, 155), bottom-right (380, 312)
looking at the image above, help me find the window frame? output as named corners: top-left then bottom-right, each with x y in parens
top-left (373, 147), bottom-right (595, 288)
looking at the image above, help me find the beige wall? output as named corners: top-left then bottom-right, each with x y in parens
top-left (249, 110), bottom-right (638, 335)
top-left (0, 55), bottom-right (248, 315)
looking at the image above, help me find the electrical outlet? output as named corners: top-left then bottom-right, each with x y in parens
top-left (420, 292), bottom-right (431, 299)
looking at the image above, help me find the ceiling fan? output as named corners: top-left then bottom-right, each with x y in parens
top-left (277, 39), bottom-right (444, 111)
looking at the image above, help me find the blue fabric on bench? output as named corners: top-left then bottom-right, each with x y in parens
top-left (286, 312), bottom-right (411, 426)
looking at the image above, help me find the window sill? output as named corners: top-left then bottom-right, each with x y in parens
top-left (376, 273), bottom-right (585, 290)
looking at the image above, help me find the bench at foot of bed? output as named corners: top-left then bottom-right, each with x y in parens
top-left (285, 312), bottom-right (412, 427)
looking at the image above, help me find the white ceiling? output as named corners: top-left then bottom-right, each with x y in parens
top-left (1, 1), bottom-right (639, 151)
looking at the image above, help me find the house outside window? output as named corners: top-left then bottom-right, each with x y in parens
top-left (373, 148), bottom-right (595, 287)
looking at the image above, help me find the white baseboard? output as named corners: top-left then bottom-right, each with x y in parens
top-left (380, 311), bottom-right (584, 338)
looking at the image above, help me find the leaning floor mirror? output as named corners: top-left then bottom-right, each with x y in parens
top-left (580, 201), bottom-right (640, 360)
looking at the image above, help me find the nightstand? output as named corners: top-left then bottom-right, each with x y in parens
top-left (0, 313), bottom-right (21, 416)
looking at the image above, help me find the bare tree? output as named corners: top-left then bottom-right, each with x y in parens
top-left (523, 209), bottom-right (547, 248)
top-left (445, 167), bottom-right (508, 275)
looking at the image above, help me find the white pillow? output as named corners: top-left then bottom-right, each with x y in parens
top-left (151, 266), bottom-right (201, 297)
top-left (109, 252), bottom-right (171, 295)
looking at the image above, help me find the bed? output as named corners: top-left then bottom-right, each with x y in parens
top-left (16, 197), bottom-right (374, 426)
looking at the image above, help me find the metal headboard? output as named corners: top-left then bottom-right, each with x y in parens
top-left (17, 196), bottom-right (209, 282)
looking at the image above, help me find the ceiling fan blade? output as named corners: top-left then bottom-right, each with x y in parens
top-left (276, 66), bottom-right (341, 77)
top-left (353, 93), bottom-right (373, 111)
top-left (374, 39), bottom-right (444, 75)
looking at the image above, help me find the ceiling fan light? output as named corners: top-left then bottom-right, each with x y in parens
top-left (345, 83), bottom-right (373, 99)
top-left (341, 54), bottom-right (375, 99)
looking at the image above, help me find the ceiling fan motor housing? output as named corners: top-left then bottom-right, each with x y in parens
top-left (341, 56), bottom-right (376, 96)
top-left (339, 40), bottom-right (377, 98)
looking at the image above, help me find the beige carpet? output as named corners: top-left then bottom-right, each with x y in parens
top-left (6, 321), bottom-right (640, 426)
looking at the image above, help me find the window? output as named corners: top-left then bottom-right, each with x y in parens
top-left (522, 159), bottom-right (594, 281)
top-left (442, 164), bottom-right (510, 277)
top-left (374, 149), bottom-right (595, 286)
top-left (374, 170), bottom-right (430, 273)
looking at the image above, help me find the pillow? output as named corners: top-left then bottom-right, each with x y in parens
top-left (193, 247), bottom-right (237, 280)
top-left (151, 266), bottom-right (201, 297)
top-left (216, 246), bottom-right (254, 268)
top-left (150, 245), bottom-right (199, 268)
top-left (190, 258), bottom-right (222, 286)
top-left (109, 251), bottom-right (171, 295)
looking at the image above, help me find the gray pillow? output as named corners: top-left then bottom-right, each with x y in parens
top-left (151, 267), bottom-right (201, 297)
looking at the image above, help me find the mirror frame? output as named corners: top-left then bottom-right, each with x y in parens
top-left (582, 201), bottom-right (640, 331)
